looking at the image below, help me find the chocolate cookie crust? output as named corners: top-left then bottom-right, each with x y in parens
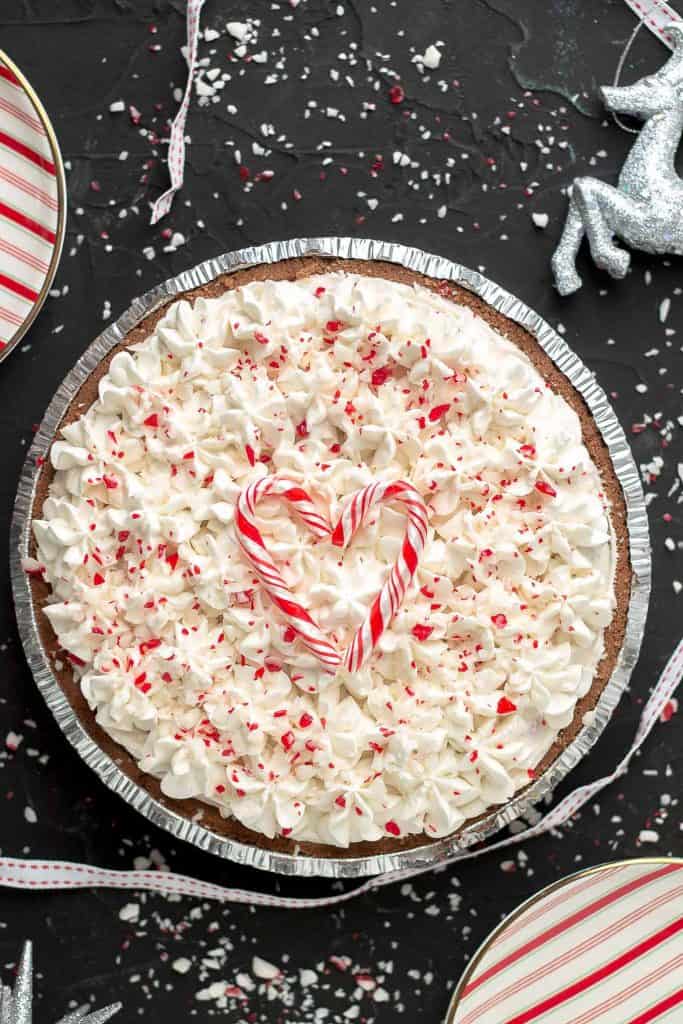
top-left (28, 257), bottom-right (632, 860)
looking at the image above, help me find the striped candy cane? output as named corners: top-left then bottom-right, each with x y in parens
top-left (331, 480), bottom-right (428, 672)
top-left (234, 477), bottom-right (341, 670)
top-left (235, 476), bottom-right (428, 674)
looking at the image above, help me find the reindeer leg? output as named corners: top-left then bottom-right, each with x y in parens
top-left (572, 178), bottom-right (631, 280)
top-left (551, 193), bottom-right (585, 296)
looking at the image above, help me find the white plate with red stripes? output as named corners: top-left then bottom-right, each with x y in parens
top-left (446, 858), bottom-right (683, 1024)
top-left (0, 50), bottom-right (65, 362)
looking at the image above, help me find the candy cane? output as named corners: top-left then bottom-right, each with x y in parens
top-left (331, 480), bottom-right (428, 672)
top-left (234, 477), bottom-right (341, 670)
top-left (235, 476), bottom-right (428, 674)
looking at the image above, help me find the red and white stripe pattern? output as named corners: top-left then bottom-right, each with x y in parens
top-left (451, 860), bottom-right (683, 1024)
top-left (235, 476), bottom-right (341, 671)
top-left (0, 644), bottom-right (680, 910)
top-left (621, 1), bottom-right (682, 48)
top-left (234, 476), bottom-right (428, 674)
top-left (330, 479), bottom-right (428, 672)
top-left (0, 57), bottom-right (59, 349)
top-left (150, 0), bottom-right (206, 223)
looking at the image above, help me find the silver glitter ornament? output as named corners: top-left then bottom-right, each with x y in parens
top-left (0, 943), bottom-right (120, 1024)
top-left (552, 20), bottom-right (683, 295)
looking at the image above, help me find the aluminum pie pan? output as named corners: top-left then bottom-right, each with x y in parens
top-left (10, 237), bottom-right (651, 878)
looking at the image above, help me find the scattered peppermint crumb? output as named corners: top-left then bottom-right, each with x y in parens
top-left (172, 958), bottom-right (192, 974)
top-left (252, 956), bottom-right (281, 980)
top-left (638, 829), bottom-right (659, 844)
top-left (24, 806), bottom-right (37, 824)
top-left (531, 212), bottom-right (549, 229)
top-left (6, 731), bottom-right (23, 751)
top-left (226, 21), bottom-right (249, 42)
top-left (119, 902), bottom-right (140, 922)
top-left (413, 44), bottom-right (442, 70)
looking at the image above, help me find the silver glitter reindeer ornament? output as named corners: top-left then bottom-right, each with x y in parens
top-left (552, 21), bottom-right (683, 295)
top-left (1, 943), bottom-right (120, 1024)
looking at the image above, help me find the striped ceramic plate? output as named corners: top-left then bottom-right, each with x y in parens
top-left (447, 858), bottom-right (683, 1024)
top-left (0, 50), bottom-right (65, 362)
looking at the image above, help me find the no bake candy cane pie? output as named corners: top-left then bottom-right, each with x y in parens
top-left (28, 258), bottom-right (631, 856)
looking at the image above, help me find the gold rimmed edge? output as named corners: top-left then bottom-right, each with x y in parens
top-left (0, 48), bottom-right (67, 365)
top-left (444, 856), bottom-right (683, 1023)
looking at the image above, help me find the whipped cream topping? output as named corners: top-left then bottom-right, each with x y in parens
top-left (33, 272), bottom-right (617, 847)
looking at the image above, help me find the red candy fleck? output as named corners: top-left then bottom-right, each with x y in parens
top-left (411, 624), bottom-right (434, 641)
top-left (296, 420), bottom-right (309, 439)
top-left (497, 697), bottom-right (517, 714)
top-left (326, 320), bottom-right (343, 333)
top-left (428, 402), bottom-right (451, 422)
top-left (139, 638), bottom-right (161, 655)
top-left (93, 572), bottom-right (105, 586)
top-left (519, 444), bottom-right (536, 458)
top-left (253, 331), bottom-right (270, 345)
top-left (245, 444), bottom-right (256, 467)
top-left (281, 731), bottom-right (295, 752)
top-left (388, 84), bottom-right (405, 104)
top-left (535, 480), bottom-right (557, 498)
top-left (144, 413), bottom-right (159, 428)
top-left (134, 672), bottom-right (147, 687)
top-left (385, 820), bottom-right (401, 836)
top-left (335, 795), bottom-right (346, 808)
top-left (660, 699), bottom-right (678, 723)
top-left (371, 366), bottom-right (392, 387)
top-left (490, 613), bottom-right (508, 628)
top-left (299, 713), bottom-right (313, 729)
top-left (102, 475), bottom-right (118, 490)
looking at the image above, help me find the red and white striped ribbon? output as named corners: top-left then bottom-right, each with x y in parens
top-left (622, 1), bottom-right (681, 47)
top-left (0, 638), bottom-right (680, 908)
top-left (235, 476), bottom-right (428, 674)
top-left (149, 0), bottom-right (205, 224)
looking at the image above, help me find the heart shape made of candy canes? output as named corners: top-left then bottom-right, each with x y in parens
top-left (234, 475), bottom-right (429, 673)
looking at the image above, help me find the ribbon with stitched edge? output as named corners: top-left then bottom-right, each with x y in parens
top-left (0, 638), bottom-right (679, 908)
top-left (622, 1), bottom-right (681, 48)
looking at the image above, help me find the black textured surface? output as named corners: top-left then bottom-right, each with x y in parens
top-left (0, 1), bottom-right (680, 1019)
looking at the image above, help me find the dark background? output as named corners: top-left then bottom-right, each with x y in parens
top-left (0, 1), bottom-right (681, 1019)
